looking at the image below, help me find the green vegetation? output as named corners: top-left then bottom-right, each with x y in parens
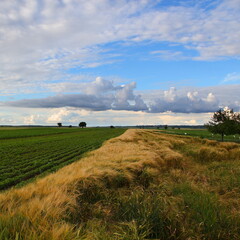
top-left (0, 127), bottom-right (88, 139)
top-left (0, 127), bottom-right (125, 190)
top-left (160, 128), bottom-right (240, 142)
top-left (205, 108), bottom-right (240, 141)
top-left (0, 129), bottom-right (239, 239)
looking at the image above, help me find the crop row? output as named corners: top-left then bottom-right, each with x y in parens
top-left (0, 127), bottom-right (85, 139)
top-left (0, 145), bottom-right (93, 179)
top-left (0, 128), bottom-right (125, 190)
top-left (0, 144), bottom-right (88, 174)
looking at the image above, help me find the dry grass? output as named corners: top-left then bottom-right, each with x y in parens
top-left (0, 129), bottom-right (240, 239)
top-left (198, 146), bottom-right (229, 162)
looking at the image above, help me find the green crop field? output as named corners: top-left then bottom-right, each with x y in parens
top-left (159, 128), bottom-right (240, 142)
top-left (0, 127), bottom-right (90, 139)
top-left (0, 127), bottom-right (125, 191)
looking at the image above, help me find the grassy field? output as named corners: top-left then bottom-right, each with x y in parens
top-left (0, 129), bottom-right (239, 239)
top-left (159, 128), bottom-right (240, 142)
top-left (0, 127), bottom-right (125, 191)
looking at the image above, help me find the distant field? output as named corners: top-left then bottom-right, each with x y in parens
top-left (159, 128), bottom-right (240, 142)
top-left (0, 127), bottom-right (88, 139)
top-left (0, 127), bottom-right (125, 190)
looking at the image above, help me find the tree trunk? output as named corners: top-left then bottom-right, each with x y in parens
top-left (221, 132), bottom-right (224, 142)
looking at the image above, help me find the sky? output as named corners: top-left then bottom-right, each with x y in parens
top-left (0, 0), bottom-right (240, 126)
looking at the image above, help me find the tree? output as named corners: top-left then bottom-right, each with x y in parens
top-left (57, 123), bottom-right (62, 127)
top-left (205, 107), bottom-right (240, 141)
top-left (79, 122), bottom-right (87, 128)
top-left (164, 125), bottom-right (168, 130)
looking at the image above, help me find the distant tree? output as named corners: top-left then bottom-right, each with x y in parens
top-left (164, 125), bottom-right (168, 130)
top-left (205, 107), bottom-right (240, 141)
top-left (57, 123), bottom-right (62, 127)
top-left (79, 122), bottom-right (87, 128)
top-left (69, 125), bottom-right (72, 128)
top-left (110, 125), bottom-right (115, 128)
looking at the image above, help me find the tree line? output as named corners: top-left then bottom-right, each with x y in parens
top-left (57, 122), bottom-right (87, 128)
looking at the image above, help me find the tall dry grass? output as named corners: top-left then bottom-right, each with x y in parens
top-left (0, 129), bottom-right (239, 239)
top-left (0, 129), bottom-right (167, 239)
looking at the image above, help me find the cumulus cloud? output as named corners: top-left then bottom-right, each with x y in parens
top-left (47, 108), bottom-right (83, 123)
top-left (149, 87), bottom-right (220, 113)
top-left (4, 77), bottom-right (238, 114)
top-left (141, 84), bottom-right (240, 112)
top-left (4, 77), bottom-right (148, 112)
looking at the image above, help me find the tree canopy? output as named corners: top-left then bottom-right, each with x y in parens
top-left (205, 107), bottom-right (240, 141)
top-left (79, 122), bottom-right (87, 128)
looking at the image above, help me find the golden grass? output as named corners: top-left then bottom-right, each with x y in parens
top-left (0, 129), bottom-right (239, 239)
top-left (198, 146), bottom-right (229, 162)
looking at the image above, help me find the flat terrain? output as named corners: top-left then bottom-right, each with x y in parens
top-left (0, 129), bottom-right (240, 239)
top-left (160, 128), bottom-right (240, 142)
top-left (0, 127), bottom-right (125, 190)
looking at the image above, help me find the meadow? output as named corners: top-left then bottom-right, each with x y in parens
top-left (0, 129), bottom-right (240, 239)
top-left (160, 128), bottom-right (240, 142)
top-left (0, 127), bottom-right (125, 191)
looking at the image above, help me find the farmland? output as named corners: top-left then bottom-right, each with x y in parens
top-left (0, 129), bottom-right (240, 239)
top-left (160, 128), bottom-right (240, 142)
top-left (0, 127), bottom-right (125, 190)
top-left (0, 127), bottom-right (91, 139)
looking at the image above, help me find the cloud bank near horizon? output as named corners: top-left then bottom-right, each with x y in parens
top-left (4, 77), bottom-right (240, 114)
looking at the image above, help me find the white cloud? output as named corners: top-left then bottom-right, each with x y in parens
top-left (141, 84), bottom-right (240, 112)
top-left (187, 91), bottom-right (198, 101)
top-left (47, 108), bottom-right (87, 123)
top-left (164, 87), bottom-right (177, 102)
top-left (23, 114), bottom-right (44, 125)
top-left (150, 50), bottom-right (187, 60)
top-left (184, 119), bottom-right (197, 125)
top-left (0, 0), bottom-right (239, 126)
top-left (0, 107), bottom-right (214, 126)
top-left (149, 88), bottom-right (220, 113)
top-left (3, 78), bottom-right (240, 114)
top-left (223, 72), bottom-right (240, 83)
top-left (0, 0), bottom-right (239, 95)
top-left (4, 77), bottom-right (148, 112)
top-left (205, 93), bottom-right (216, 103)
top-left (0, 117), bottom-right (14, 124)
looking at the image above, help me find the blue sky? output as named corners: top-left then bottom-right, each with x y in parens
top-left (0, 0), bottom-right (239, 126)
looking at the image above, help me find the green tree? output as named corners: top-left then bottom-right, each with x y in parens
top-left (205, 107), bottom-right (240, 141)
top-left (79, 122), bottom-right (87, 128)
top-left (57, 123), bottom-right (62, 127)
